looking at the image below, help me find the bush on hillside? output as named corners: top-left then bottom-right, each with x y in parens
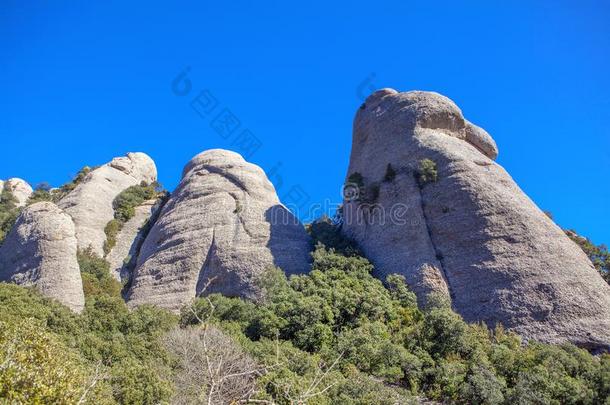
top-left (0, 185), bottom-right (19, 245)
top-left (417, 158), bottom-right (438, 186)
top-left (181, 245), bottom-right (610, 404)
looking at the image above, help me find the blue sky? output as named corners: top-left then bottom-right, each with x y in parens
top-left (1, 1), bottom-right (609, 243)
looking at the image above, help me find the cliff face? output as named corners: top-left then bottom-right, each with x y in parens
top-left (126, 149), bottom-right (311, 312)
top-left (342, 88), bottom-right (610, 350)
top-left (0, 202), bottom-right (84, 312)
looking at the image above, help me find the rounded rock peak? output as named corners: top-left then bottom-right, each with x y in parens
top-left (4, 178), bottom-right (33, 206)
top-left (182, 149), bottom-right (248, 178)
top-left (358, 89), bottom-right (466, 133)
top-left (19, 201), bottom-right (74, 239)
top-left (5, 177), bottom-right (32, 190)
top-left (365, 88), bottom-right (399, 103)
top-left (109, 152), bottom-right (157, 184)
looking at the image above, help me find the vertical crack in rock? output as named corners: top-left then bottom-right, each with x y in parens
top-left (417, 180), bottom-right (455, 303)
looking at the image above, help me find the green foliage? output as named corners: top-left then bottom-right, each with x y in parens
top-left (27, 182), bottom-right (54, 204)
top-left (566, 230), bottom-right (610, 284)
top-left (113, 182), bottom-right (160, 223)
top-left (2, 223), bottom-right (609, 403)
top-left (26, 166), bottom-right (94, 206)
top-left (0, 283), bottom-right (177, 404)
top-left (0, 184), bottom-right (19, 245)
top-left (103, 219), bottom-right (121, 255)
top-left (347, 172), bottom-right (364, 189)
top-left (384, 163), bottom-right (397, 182)
top-left (181, 246), bottom-right (610, 404)
top-left (55, 166), bottom-right (93, 199)
top-left (78, 247), bottom-right (122, 299)
top-left (417, 158), bottom-right (438, 186)
top-left (306, 216), bottom-right (360, 256)
top-left (0, 317), bottom-right (112, 403)
top-left (102, 182), bottom-right (165, 260)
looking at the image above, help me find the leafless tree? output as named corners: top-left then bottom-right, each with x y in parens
top-left (165, 278), bottom-right (341, 404)
top-left (164, 325), bottom-right (265, 404)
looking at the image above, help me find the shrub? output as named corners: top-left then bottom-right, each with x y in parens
top-left (103, 219), bottom-right (121, 255)
top-left (384, 163), bottom-right (397, 182)
top-left (164, 325), bottom-right (260, 404)
top-left (102, 182), bottom-right (165, 259)
top-left (113, 182), bottom-right (159, 223)
top-left (0, 283), bottom-right (177, 404)
top-left (27, 183), bottom-right (54, 204)
top-left (306, 216), bottom-right (360, 256)
top-left (0, 318), bottom-right (111, 403)
top-left (417, 158), bottom-right (438, 186)
top-left (566, 230), bottom-right (610, 284)
top-left (0, 185), bottom-right (19, 245)
top-left (78, 247), bottom-right (122, 299)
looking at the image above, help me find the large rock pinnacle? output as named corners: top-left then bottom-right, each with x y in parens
top-left (58, 152), bottom-right (157, 256)
top-left (0, 202), bottom-right (84, 312)
top-left (127, 149), bottom-right (311, 312)
top-left (342, 88), bottom-right (610, 350)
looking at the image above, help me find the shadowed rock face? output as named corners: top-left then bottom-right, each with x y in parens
top-left (106, 199), bottom-right (162, 282)
top-left (1, 178), bottom-right (33, 207)
top-left (58, 152), bottom-right (157, 257)
top-left (342, 89), bottom-right (610, 350)
top-left (127, 149), bottom-right (311, 312)
top-left (0, 202), bottom-right (84, 312)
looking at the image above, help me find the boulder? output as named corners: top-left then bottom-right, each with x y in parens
top-left (106, 199), bottom-right (161, 282)
top-left (342, 89), bottom-right (610, 350)
top-left (58, 152), bottom-right (157, 257)
top-left (0, 202), bottom-right (84, 312)
top-left (127, 149), bottom-right (311, 312)
top-left (2, 178), bottom-right (33, 207)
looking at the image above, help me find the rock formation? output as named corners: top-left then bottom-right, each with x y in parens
top-left (106, 199), bottom-right (161, 282)
top-left (1, 178), bottom-right (33, 206)
top-left (127, 149), bottom-right (311, 312)
top-left (0, 202), bottom-right (84, 312)
top-left (58, 152), bottom-right (157, 257)
top-left (342, 88), bottom-right (610, 350)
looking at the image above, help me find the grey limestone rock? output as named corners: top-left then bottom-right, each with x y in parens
top-left (0, 202), bottom-right (84, 312)
top-left (127, 149), bottom-right (311, 312)
top-left (342, 88), bottom-right (610, 350)
top-left (58, 152), bottom-right (157, 257)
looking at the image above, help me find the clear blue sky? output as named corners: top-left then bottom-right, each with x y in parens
top-left (1, 1), bottom-right (609, 243)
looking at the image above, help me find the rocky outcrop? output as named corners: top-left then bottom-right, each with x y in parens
top-left (342, 88), bottom-right (610, 350)
top-left (1, 178), bottom-right (33, 206)
top-left (127, 149), bottom-right (311, 312)
top-left (58, 152), bottom-right (157, 257)
top-left (106, 199), bottom-right (161, 282)
top-left (0, 202), bottom-right (84, 312)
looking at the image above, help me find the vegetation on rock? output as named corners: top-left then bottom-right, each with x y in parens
top-left (26, 166), bottom-right (93, 205)
top-left (567, 230), bottom-right (610, 284)
top-left (180, 244), bottom-right (610, 404)
top-left (383, 163), bottom-right (397, 182)
top-left (103, 181), bottom-right (166, 255)
top-left (1, 211), bottom-right (608, 404)
top-left (0, 184), bottom-right (19, 245)
top-left (417, 158), bottom-right (438, 186)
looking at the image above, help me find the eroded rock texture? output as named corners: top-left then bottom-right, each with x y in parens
top-left (127, 149), bottom-right (311, 312)
top-left (342, 88), bottom-right (610, 349)
top-left (0, 202), bottom-right (84, 312)
top-left (58, 152), bottom-right (157, 256)
top-left (1, 178), bottom-right (33, 206)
